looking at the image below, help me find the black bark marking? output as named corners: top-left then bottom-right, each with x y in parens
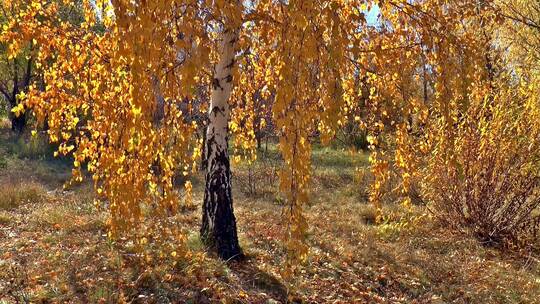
top-left (225, 59), bottom-right (235, 69)
top-left (224, 74), bottom-right (233, 83)
top-left (212, 78), bottom-right (223, 90)
top-left (211, 106), bottom-right (225, 116)
top-left (200, 134), bottom-right (243, 261)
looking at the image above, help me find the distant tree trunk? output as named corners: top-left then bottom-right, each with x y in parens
top-left (8, 84), bottom-right (27, 135)
top-left (10, 110), bottom-right (26, 134)
top-left (3, 57), bottom-right (32, 135)
top-left (200, 28), bottom-right (243, 261)
top-left (256, 131), bottom-right (262, 151)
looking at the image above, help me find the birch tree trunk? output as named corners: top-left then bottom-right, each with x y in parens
top-left (200, 28), bottom-right (243, 260)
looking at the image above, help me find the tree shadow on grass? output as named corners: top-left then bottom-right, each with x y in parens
top-left (228, 258), bottom-right (288, 303)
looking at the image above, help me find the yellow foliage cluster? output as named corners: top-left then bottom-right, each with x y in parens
top-left (2, 0), bottom-right (201, 242)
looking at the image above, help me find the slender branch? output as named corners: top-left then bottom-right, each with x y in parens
top-left (500, 13), bottom-right (540, 31)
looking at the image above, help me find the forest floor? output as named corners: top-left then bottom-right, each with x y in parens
top-left (1, 123), bottom-right (540, 304)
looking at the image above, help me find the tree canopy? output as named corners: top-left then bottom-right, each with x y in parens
top-left (3, 0), bottom-right (540, 280)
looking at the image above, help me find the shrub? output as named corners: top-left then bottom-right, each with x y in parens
top-left (421, 84), bottom-right (540, 250)
top-left (334, 122), bottom-right (369, 151)
top-left (234, 155), bottom-right (280, 197)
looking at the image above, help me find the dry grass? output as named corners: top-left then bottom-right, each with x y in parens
top-left (0, 211), bottom-right (10, 225)
top-left (0, 117), bottom-right (10, 129)
top-left (0, 134), bottom-right (539, 303)
top-left (0, 181), bottom-right (47, 211)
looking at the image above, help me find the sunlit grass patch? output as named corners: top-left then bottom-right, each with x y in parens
top-left (31, 203), bottom-right (105, 234)
top-left (312, 145), bottom-right (369, 170)
top-left (186, 231), bottom-right (204, 252)
top-left (28, 190), bottom-right (105, 233)
top-left (0, 211), bottom-right (10, 225)
top-left (0, 181), bottom-right (47, 210)
top-left (30, 203), bottom-right (77, 230)
top-left (0, 117), bottom-right (10, 129)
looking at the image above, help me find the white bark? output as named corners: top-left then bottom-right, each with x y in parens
top-left (200, 28), bottom-right (242, 260)
top-left (207, 29), bottom-right (237, 158)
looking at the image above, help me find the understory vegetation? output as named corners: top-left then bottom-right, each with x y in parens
top-left (2, 0), bottom-right (540, 303)
top-left (1, 124), bottom-right (539, 303)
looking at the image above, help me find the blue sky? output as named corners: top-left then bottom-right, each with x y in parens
top-left (365, 4), bottom-right (380, 26)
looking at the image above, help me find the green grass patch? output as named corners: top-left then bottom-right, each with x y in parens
top-left (186, 231), bottom-right (204, 252)
top-left (2, 134), bottom-right (56, 160)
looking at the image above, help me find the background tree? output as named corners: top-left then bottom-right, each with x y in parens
top-left (0, 0), bottom-right (36, 134)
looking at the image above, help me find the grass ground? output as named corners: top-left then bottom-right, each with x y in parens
top-left (1, 123), bottom-right (539, 303)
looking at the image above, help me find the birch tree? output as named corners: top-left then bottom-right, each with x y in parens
top-left (201, 28), bottom-right (242, 260)
top-left (5, 0), bottom-right (540, 272)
